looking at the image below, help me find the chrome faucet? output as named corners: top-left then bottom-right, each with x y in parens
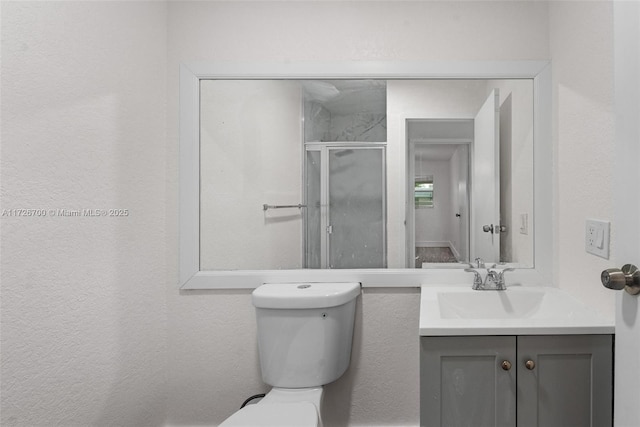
top-left (464, 268), bottom-right (484, 289)
top-left (465, 258), bottom-right (514, 290)
top-left (483, 269), bottom-right (502, 290)
top-left (464, 258), bottom-right (486, 290)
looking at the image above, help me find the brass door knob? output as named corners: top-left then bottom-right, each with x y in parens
top-left (525, 360), bottom-right (535, 370)
top-left (501, 360), bottom-right (512, 371)
top-left (601, 264), bottom-right (640, 295)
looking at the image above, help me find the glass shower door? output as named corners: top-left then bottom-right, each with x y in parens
top-left (327, 147), bottom-right (386, 268)
top-left (305, 145), bottom-right (386, 269)
top-left (305, 149), bottom-right (322, 268)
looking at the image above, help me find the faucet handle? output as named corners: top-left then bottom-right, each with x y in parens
top-left (474, 258), bottom-right (485, 268)
top-left (465, 268), bottom-right (483, 289)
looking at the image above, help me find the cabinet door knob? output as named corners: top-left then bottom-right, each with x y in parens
top-left (501, 360), bottom-right (512, 371)
top-left (525, 360), bottom-right (535, 370)
top-left (601, 264), bottom-right (640, 295)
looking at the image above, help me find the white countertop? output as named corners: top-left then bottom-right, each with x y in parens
top-left (420, 285), bottom-right (614, 336)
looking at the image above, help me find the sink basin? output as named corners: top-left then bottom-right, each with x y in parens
top-left (420, 285), bottom-right (613, 336)
top-left (438, 289), bottom-right (545, 319)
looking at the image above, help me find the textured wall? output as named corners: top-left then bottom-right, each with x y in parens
top-left (549, 1), bottom-right (616, 316)
top-left (1, 2), bottom-right (168, 426)
top-left (165, 2), bottom-right (550, 426)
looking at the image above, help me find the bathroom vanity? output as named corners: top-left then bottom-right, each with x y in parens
top-left (419, 286), bottom-right (614, 427)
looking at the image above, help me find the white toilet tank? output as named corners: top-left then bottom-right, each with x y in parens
top-left (252, 282), bottom-right (360, 388)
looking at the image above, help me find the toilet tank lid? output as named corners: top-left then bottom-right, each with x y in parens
top-left (252, 282), bottom-right (361, 309)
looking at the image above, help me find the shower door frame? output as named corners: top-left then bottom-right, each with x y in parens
top-left (304, 142), bottom-right (387, 269)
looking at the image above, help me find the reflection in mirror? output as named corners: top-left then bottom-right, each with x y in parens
top-left (410, 141), bottom-right (469, 267)
top-left (199, 79), bottom-right (533, 271)
top-left (303, 80), bottom-right (387, 269)
top-left (393, 80), bottom-right (533, 268)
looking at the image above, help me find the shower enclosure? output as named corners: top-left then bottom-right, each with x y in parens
top-left (304, 144), bottom-right (386, 269)
top-left (303, 80), bottom-right (387, 269)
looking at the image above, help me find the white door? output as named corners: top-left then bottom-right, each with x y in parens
top-left (455, 145), bottom-right (470, 262)
top-left (613, 2), bottom-right (640, 425)
top-left (472, 89), bottom-right (500, 262)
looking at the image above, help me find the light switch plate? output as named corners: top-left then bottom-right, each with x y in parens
top-left (585, 219), bottom-right (610, 259)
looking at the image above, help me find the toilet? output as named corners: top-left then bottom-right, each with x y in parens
top-left (220, 282), bottom-right (361, 427)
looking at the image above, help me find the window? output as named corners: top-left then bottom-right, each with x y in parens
top-left (415, 176), bottom-right (434, 208)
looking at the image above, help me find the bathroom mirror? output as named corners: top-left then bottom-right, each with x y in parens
top-left (180, 62), bottom-right (552, 289)
top-left (200, 78), bottom-right (533, 270)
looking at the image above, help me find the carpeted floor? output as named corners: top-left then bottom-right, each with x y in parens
top-left (415, 246), bottom-right (457, 267)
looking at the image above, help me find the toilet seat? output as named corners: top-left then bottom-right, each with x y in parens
top-left (219, 402), bottom-right (319, 427)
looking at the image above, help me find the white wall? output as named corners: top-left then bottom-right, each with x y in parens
top-left (166, 2), bottom-right (549, 426)
top-left (199, 80), bottom-right (303, 270)
top-left (1, 2), bottom-right (168, 426)
top-left (549, 1), bottom-right (616, 317)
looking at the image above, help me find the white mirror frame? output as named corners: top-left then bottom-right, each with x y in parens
top-left (180, 61), bottom-right (552, 289)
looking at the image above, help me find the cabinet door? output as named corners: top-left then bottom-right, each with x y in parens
top-left (517, 335), bottom-right (613, 427)
top-left (421, 336), bottom-right (516, 427)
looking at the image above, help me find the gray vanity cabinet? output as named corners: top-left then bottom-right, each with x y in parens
top-left (516, 335), bottom-right (612, 427)
top-left (421, 336), bottom-right (517, 426)
top-left (420, 335), bottom-right (613, 427)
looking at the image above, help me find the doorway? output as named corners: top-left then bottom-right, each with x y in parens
top-left (406, 120), bottom-right (471, 268)
top-left (406, 89), bottom-right (502, 268)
